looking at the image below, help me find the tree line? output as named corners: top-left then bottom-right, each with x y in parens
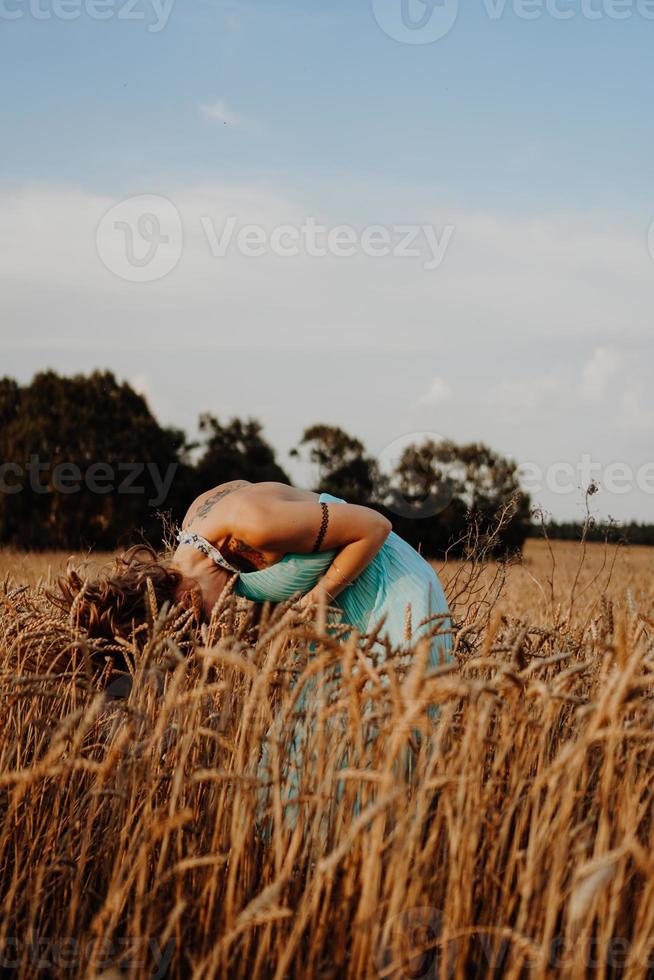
top-left (535, 519), bottom-right (654, 547)
top-left (0, 370), bottom-right (649, 556)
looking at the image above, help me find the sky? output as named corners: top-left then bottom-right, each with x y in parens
top-left (1, 0), bottom-right (654, 522)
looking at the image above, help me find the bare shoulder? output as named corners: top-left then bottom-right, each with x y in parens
top-left (182, 481), bottom-right (317, 529)
top-left (182, 480), bottom-right (252, 527)
top-left (226, 483), bottom-right (319, 527)
top-left (241, 482), bottom-right (318, 503)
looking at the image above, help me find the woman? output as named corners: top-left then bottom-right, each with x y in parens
top-left (59, 480), bottom-right (452, 664)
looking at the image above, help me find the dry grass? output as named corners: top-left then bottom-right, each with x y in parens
top-left (1, 538), bottom-right (654, 978)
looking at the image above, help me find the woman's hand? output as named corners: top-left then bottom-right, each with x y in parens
top-left (297, 583), bottom-right (332, 611)
top-left (296, 589), bottom-right (318, 615)
top-left (296, 585), bottom-right (343, 625)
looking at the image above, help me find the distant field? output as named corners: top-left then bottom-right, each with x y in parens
top-left (3, 537), bottom-right (652, 619)
top-left (1, 537), bottom-right (653, 977)
top-left (445, 537), bottom-right (654, 621)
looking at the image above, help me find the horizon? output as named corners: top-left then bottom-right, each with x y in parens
top-left (2, 0), bottom-right (653, 522)
top-left (5, 364), bottom-right (651, 529)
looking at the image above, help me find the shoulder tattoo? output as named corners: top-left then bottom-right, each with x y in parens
top-left (188, 481), bottom-right (249, 525)
top-left (224, 537), bottom-right (269, 572)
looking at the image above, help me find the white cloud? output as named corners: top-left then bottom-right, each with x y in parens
top-left (2, 183), bottom-right (652, 356)
top-left (420, 376), bottom-right (451, 405)
top-left (2, 181), bottom-right (654, 519)
top-left (199, 100), bottom-right (248, 128)
top-left (618, 388), bottom-right (654, 431)
top-left (490, 374), bottom-right (562, 413)
top-left (581, 346), bottom-right (622, 399)
top-left (579, 347), bottom-right (654, 431)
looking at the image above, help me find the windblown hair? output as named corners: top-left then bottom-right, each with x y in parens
top-left (52, 544), bottom-right (183, 641)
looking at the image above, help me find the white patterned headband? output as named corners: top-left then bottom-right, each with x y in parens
top-left (177, 530), bottom-right (241, 575)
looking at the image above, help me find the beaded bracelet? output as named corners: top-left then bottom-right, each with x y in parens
top-left (312, 501), bottom-right (329, 552)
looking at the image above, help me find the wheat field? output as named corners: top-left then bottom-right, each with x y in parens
top-left (1, 538), bottom-right (653, 979)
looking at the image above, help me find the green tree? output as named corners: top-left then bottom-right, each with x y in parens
top-left (0, 371), bottom-right (187, 549)
top-left (193, 415), bottom-right (290, 490)
top-left (0, 377), bottom-right (20, 429)
top-left (388, 438), bottom-right (531, 557)
top-left (292, 424), bottom-right (385, 504)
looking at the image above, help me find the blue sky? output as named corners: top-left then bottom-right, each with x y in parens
top-left (4, 1), bottom-right (653, 207)
top-left (2, 0), bottom-right (654, 520)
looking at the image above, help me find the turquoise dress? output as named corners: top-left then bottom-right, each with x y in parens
top-left (235, 492), bottom-right (452, 665)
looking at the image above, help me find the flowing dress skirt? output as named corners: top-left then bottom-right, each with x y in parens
top-left (234, 492), bottom-right (453, 823)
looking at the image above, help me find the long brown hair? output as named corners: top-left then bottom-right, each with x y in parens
top-left (51, 544), bottom-right (183, 641)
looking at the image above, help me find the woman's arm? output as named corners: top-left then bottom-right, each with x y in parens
top-left (236, 499), bottom-right (392, 601)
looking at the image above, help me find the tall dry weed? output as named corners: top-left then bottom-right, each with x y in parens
top-left (0, 535), bottom-right (653, 978)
